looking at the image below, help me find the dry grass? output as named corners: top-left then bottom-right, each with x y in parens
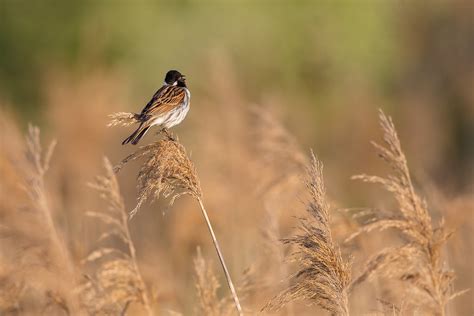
top-left (110, 112), bottom-right (202, 219)
top-left (0, 124), bottom-right (79, 314)
top-left (251, 106), bottom-right (307, 195)
top-left (79, 158), bottom-right (153, 315)
top-left (111, 112), bottom-right (242, 315)
top-left (347, 110), bottom-right (468, 315)
top-left (1, 2), bottom-right (474, 314)
top-left (252, 106), bottom-right (308, 316)
top-left (193, 247), bottom-right (253, 316)
top-left (264, 152), bottom-right (352, 316)
top-left (115, 136), bottom-right (202, 220)
top-left (193, 247), bottom-right (234, 316)
top-left (0, 83), bottom-right (471, 315)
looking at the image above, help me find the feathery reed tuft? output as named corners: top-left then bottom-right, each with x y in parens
top-left (251, 106), bottom-right (307, 193)
top-left (80, 158), bottom-right (153, 315)
top-left (264, 152), bottom-right (352, 315)
top-left (114, 135), bottom-right (202, 219)
top-left (347, 110), bottom-right (467, 315)
top-left (23, 126), bottom-right (64, 266)
top-left (0, 124), bottom-right (79, 314)
top-left (194, 247), bottom-right (253, 316)
top-left (194, 247), bottom-right (227, 316)
top-left (107, 112), bottom-right (140, 127)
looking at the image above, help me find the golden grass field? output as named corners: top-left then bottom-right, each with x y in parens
top-left (1, 2), bottom-right (473, 315)
top-left (0, 62), bottom-right (472, 315)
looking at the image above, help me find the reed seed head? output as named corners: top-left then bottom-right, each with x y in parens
top-left (107, 112), bottom-right (140, 127)
top-left (264, 152), bottom-right (352, 316)
top-left (347, 110), bottom-right (466, 314)
top-left (114, 134), bottom-right (202, 219)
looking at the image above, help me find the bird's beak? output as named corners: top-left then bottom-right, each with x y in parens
top-left (181, 75), bottom-right (186, 81)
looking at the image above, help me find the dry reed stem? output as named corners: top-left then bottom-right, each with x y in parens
top-left (197, 198), bottom-right (243, 315)
top-left (80, 158), bottom-right (153, 315)
top-left (264, 152), bottom-right (352, 316)
top-left (112, 121), bottom-right (242, 315)
top-left (347, 110), bottom-right (467, 315)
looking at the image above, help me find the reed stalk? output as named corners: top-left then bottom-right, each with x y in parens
top-left (197, 198), bottom-right (243, 315)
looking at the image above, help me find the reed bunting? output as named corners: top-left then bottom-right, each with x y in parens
top-left (122, 70), bottom-right (191, 145)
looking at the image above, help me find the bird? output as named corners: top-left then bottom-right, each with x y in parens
top-left (122, 70), bottom-right (191, 145)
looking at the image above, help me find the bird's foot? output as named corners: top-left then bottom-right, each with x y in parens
top-left (160, 128), bottom-right (176, 141)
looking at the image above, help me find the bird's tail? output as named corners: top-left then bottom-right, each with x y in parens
top-left (122, 123), bottom-right (151, 145)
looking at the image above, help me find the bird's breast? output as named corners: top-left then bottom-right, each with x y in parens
top-left (185, 88), bottom-right (191, 103)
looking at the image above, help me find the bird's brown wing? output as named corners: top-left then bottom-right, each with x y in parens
top-left (139, 85), bottom-right (186, 119)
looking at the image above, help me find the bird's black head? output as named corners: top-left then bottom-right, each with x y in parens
top-left (164, 70), bottom-right (186, 87)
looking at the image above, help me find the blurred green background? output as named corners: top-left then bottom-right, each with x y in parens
top-left (1, 1), bottom-right (394, 107)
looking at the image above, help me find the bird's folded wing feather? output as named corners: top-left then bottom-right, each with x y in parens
top-left (140, 85), bottom-right (186, 118)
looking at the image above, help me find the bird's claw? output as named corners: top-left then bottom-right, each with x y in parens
top-left (160, 128), bottom-right (176, 141)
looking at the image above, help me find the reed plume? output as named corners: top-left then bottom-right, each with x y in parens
top-left (194, 247), bottom-right (253, 316)
top-left (114, 135), bottom-right (202, 219)
top-left (0, 124), bottom-right (79, 314)
top-left (80, 158), bottom-right (153, 315)
top-left (264, 152), bottom-right (352, 316)
top-left (107, 112), bottom-right (140, 127)
top-left (194, 247), bottom-right (223, 316)
top-left (347, 110), bottom-right (468, 315)
top-left (251, 106), bottom-right (307, 193)
top-left (251, 106), bottom-right (308, 315)
top-left (110, 112), bottom-right (243, 315)
top-left (23, 125), bottom-right (68, 273)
